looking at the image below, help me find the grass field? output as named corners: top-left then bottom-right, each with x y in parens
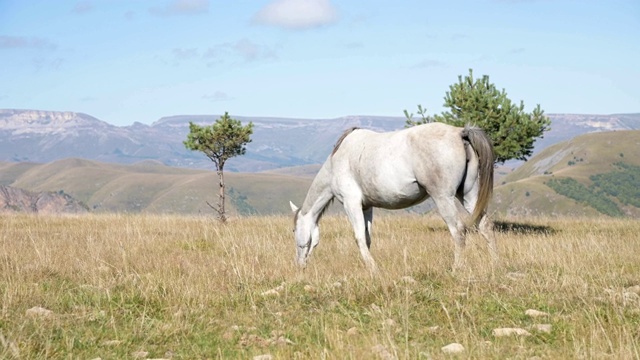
top-left (1, 213), bottom-right (640, 359)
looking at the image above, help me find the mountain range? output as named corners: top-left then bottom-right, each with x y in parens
top-left (1, 109), bottom-right (639, 217)
top-left (2, 109), bottom-right (639, 172)
top-left (1, 128), bottom-right (639, 217)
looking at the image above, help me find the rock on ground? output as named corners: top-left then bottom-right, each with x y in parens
top-left (492, 328), bottom-right (532, 337)
top-left (441, 343), bottom-right (465, 354)
top-left (25, 306), bottom-right (53, 318)
top-left (525, 309), bottom-right (550, 317)
top-left (372, 344), bottom-right (396, 360)
top-left (253, 355), bottom-right (273, 360)
top-left (531, 324), bottom-right (552, 333)
top-left (130, 350), bottom-right (148, 358)
top-left (346, 327), bottom-right (359, 336)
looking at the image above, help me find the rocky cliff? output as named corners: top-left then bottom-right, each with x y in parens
top-left (0, 185), bottom-right (89, 214)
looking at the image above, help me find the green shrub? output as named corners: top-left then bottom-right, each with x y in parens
top-left (546, 177), bottom-right (623, 217)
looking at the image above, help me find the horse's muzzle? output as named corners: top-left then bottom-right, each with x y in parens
top-left (296, 244), bottom-right (310, 267)
top-left (297, 256), bottom-right (308, 268)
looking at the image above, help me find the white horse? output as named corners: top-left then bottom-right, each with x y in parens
top-left (289, 122), bottom-right (497, 272)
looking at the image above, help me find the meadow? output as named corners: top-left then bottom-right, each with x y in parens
top-left (1, 213), bottom-right (639, 359)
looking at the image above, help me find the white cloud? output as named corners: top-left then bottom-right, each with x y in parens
top-left (344, 41), bottom-right (363, 49)
top-left (32, 56), bottom-right (64, 71)
top-left (203, 38), bottom-right (277, 64)
top-left (72, 1), bottom-right (93, 14)
top-left (149, 0), bottom-right (209, 16)
top-left (232, 38), bottom-right (274, 61)
top-left (451, 33), bottom-right (469, 41)
top-left (0, 36), bottom-right (57, 51)
top-left (172, 48), bottom-right (199, 60)
top-left (253, 0), bottom-right (338, 30)
top-left (0, 36), bottom-right (62, 72)
top-left (80, 96), bottom-right (98, 102)
top-left (202, 91), bottom-right (233, 102)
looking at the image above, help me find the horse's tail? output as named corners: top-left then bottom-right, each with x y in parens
top-left (462, 125), bottom-right (495, 223)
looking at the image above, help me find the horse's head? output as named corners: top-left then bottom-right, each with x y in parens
top-left (289, 201), bottom-right (319, 267)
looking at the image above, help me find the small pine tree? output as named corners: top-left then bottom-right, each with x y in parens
top-left (403, 104), bottom-right (434, 127)
top-left (184, 112), bottom-right (253, 222)
top-left (405, 69), bottom-right (551, 164)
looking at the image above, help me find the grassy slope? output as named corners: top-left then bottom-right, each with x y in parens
top-left (260, 164), bottom-right (322, 178)
top-left (493, 130), bottom-right (640, 217)
top-left (1, 159), bottom-right (313, 216)
top-left (0, 161), bottom-right (41, 184)
top-left (1, 214), bottom-right (640, 359)
top-left (2, 129), bottom-right (640, 217)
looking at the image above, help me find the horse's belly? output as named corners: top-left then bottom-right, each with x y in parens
top-left (363, 180), bottom-right (427, 209)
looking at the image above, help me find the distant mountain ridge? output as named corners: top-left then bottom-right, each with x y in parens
top-left (1, 109), bottom-right (639, 172)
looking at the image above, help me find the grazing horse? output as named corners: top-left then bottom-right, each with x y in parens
top-left (289, 122), bottom-right (497, 272)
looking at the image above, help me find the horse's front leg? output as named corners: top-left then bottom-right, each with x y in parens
top-left (364, 207), bottom-right (373, 249)
top-left (344, 201), bottom-right (378, 273)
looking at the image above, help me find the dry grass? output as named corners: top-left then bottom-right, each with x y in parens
top-left (1, 213), bottom-right (640, 359)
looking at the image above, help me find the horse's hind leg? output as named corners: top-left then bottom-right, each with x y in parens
top-left (432, 195), bottom-right (467, 270)
top-left (478, 212), bottom-right (498, 264)
top-left (344, 201), bottom-right (378, 272)
top-left (462, 183), bottom-right (498, 264)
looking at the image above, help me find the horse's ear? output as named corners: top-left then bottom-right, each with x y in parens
top-left (289, 201), bottom-right (299, 213)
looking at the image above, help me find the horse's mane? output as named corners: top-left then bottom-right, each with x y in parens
top-left (331, 127), bottom-right (359, 156)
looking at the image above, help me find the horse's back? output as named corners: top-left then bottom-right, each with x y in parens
top-left (329, 122), bottom-right (470, 208)
top-left (335, 122), bottom-right (464, 157)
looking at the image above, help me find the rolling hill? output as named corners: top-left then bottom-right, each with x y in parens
top-left (0, 110), bottom-right (640, 217)
top-left (0, 159), bottom-right (312, 216)
top-left (1, 123), bottom-right (639, 218)
top-left (493, 130), bottom-right (640, 217)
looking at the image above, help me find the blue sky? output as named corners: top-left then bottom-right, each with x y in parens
top-left (1, 0), bottom-right (639, 126)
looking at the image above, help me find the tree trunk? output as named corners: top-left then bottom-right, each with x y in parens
top-left (217, 167), bottom-right (226, 223)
